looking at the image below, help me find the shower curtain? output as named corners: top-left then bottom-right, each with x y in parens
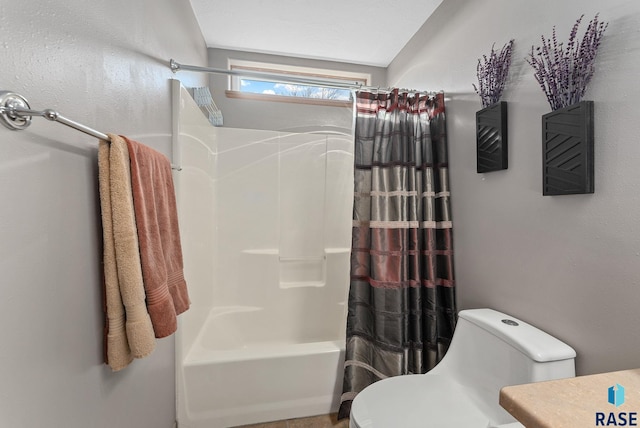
top-left (338, 89), bottom-right (457, 418)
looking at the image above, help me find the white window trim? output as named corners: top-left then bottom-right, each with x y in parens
top-left (226, 59), bottom-right (371, 105)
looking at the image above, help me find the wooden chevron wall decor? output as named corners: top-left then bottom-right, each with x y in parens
top-left (542, 101), bottom-right (594, 195)
top-left (476, 101), bottom-right (508, 173)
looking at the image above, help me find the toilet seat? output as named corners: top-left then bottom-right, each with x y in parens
top-left (350, 373), bottom-right (516, 428)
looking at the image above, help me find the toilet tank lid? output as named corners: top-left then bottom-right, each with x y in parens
top-left (458, 309), bottom-right (577, 362)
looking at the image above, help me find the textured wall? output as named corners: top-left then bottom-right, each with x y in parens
top-left (388, 0), bottom-right (640, 375)
top-left (0, 1), bottom-right (207, 427)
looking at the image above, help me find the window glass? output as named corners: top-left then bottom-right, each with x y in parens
top-left (239, 79), bottom-right (353, 101)
top-left (228, 59), bottom-right (370, 104)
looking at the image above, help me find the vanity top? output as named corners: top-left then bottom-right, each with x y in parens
top-left (499, 368), bottom-right (640, 428)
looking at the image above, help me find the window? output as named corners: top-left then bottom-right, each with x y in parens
top-left (226, 59), bottom-right (371, 106)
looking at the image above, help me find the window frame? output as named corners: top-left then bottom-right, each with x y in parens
top-left (226, 59), bottom-right (371, 107)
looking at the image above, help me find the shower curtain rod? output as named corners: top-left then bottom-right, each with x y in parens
top-left (170, 59), bottom-right (364, 90)
top-left (0, 90), bottom-right (181, 170)
top-left (169, 59), bottom-right (437, 94)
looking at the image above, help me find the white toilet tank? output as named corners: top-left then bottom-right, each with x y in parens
top-left (430, 308), bottom-right (576, 423)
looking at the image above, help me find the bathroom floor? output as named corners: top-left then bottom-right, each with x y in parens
top-left (234, 413), bottom-right (349, 428)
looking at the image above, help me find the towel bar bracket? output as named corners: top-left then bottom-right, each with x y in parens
top-left (0, 90), bottom-right (110, 140)
top-left (0, 90), bottom-right (183, 171)
top-left (0, 91), bottom-right (32, 131)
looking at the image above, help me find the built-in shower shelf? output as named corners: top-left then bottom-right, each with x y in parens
top-left (241, 248), bottom-right (279, 255)
top-left (240, 248), bottom-right (349, 289)
top-left (279, 280), bottom-right (326, 289)
top-left (279, 257), bottom-right (325, 288)
top-left (241, 248), bottom-right (350, 256)
top-left (324, 247), bottom-right (351, 254)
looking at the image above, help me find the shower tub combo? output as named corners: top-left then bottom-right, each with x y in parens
top-left (172, 82), bottom-right (353, 428)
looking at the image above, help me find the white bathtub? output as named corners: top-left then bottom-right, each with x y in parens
top-left (179, 307), bottom-right (345, 428)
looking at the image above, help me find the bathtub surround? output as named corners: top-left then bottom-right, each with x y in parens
top-left (173, 83), bottom-right (354, 427)
top-left (98, 136), bottom-right (156, 371)
top-left (126, 136), bottom-right (190, 337)
top-left (339, 90), bottom-right (456, 418)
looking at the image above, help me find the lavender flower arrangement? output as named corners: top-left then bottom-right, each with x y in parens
top-left (473, 40), bottom-right (514, 108)
top-left (526, 14), bottom-right (608, 111)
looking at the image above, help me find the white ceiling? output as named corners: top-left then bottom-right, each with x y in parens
top-left (188, 0), bottom-right (444, 67)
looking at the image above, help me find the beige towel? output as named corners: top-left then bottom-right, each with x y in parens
top-left (98, 135), bottom-right (156, 371)
top-left (98, 141), bottom-right (132, 371)
top-left (124, 136), bottom-right (190, 338)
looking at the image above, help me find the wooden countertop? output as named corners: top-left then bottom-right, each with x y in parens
top-left (500, 369), bottom-right (640, 428)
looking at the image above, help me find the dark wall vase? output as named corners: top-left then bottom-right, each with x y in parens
top-left (476, 101), bottom-right (508, 173)
top-left (542, 100), bottom-right (594, 195)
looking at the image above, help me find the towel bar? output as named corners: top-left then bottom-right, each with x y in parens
top-left (0, 90), bottom-right (182, 171)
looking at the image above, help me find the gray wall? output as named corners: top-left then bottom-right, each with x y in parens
top-left (0, 1), bottom-right (207, 427)
top-left (206, 48), bottom-right (387, 132)
top-left (388, 0), bottom-right (640, 376)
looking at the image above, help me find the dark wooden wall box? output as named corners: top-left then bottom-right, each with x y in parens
top-left (476, 101), bottom-right (508, 173)
top-left (542, 101), bottom-right (594, 195)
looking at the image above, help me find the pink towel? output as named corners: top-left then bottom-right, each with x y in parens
top-left (124, 136), bottom-right (190, 338)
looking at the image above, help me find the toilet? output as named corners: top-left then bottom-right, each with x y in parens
top-left (349, 308), bottom-right (576, 428)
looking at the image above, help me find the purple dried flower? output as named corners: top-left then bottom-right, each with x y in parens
top-left (473, 40), bottom-right (514, 108)
top-left (526, 14), bottom-right (608, 111)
